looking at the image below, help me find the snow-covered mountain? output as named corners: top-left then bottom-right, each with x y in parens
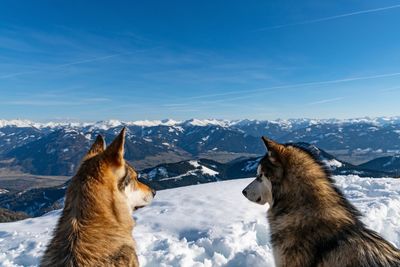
top-left (1, 117), bottom-right (400, 176)
top-left (1, 176), bottom-right (399, 267)
top-left (2, 116), bottom-right (400, 129)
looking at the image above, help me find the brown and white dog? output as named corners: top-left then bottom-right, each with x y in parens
top-left (243, 136), bottom-right (400, 267)
top-left (41, 128), bottom-right (155, 267)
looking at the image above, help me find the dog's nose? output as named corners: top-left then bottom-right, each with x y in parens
top-left (242, 189), bottom-right (247, 196)
top-left (151, 189), bottom-right (156, 197)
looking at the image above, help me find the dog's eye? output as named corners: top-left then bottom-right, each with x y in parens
top-left (118, 168), bottom-right (132, 190)
top-left (256, 174), bottom-right (263, 182)
top-left (123, 174), bottom-right (131, 186)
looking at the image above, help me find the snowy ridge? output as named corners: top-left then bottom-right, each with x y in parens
top-left (183, 119), bottom-right (232, 127)
top-left (1, 116), bottom-right (400, 130)
top-left (0, 120), bottom-right (37, 128)
top-left (322, 159), bottom-right (343, 170)
top-left (0, 175), bottom-right (399, 267)
top-left (188, 160), bottom-right (219, 176)
top-left (0, 188), bottom-right (9, 194)
top-left (155, 160), bottom-right (219, 181)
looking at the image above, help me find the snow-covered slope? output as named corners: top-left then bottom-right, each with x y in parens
top-left (0, 176), bottom-right (399, 267)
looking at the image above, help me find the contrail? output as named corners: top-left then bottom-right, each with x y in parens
top-left (0, 54), bottom-right (123, 79)
top-left (0, 71), bottom-right (37, 79)
top-left (180, 71), bottom-right (400, 101)
top-left (0, 47), bottom-right (160, 80)
top-left (54, 53), bottom-right (123, 68)
top-left (256, 4), bottom-right (400, 31)
top-left (307, 97), bottom-right (345, 106)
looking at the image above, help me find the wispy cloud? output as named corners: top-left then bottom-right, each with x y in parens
top-left (0, 54), bottom-right (121, 79)
top-left (1, 97), bottom-right (110, 106)
top-left (172, 71), bottom-right (400, 102)
top-left (0, 71), bottom-right (37, 79)
top-left (256, 4), bottom-right (400, 31)
top-left (307, 97), bottom-right (344, 106)
top-left (162, 103), bottom-right (192, 108)
top-left (0, 25), bottom-right (163, 80)
top-left (54, 53), bottom-right (124, 68)
top-left (0, 48), bottom-right (159, 80)
top-left (379, 86), bottom-right (400, 93)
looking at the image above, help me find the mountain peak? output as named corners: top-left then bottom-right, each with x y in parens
top-left (1, 116), bottom-right (400, 131)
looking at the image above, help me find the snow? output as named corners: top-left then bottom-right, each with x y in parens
top-left (184, 119), bottom-right (231, 127)
top-left (129, 119), bottom-right (181, 127)
top-left (200, 166), bottom-right (219, 176)
top-left (202, 136), bottom-right (210, 142)
top-left (0, 176), bottom-right (400, 267)
top-left (0, 120), bottom-right (38, 128)
top-left (189, 160), bottom-right (201, 168)
top-left (0, 188), bottom-right (9, 194)
top-left (91, 120), bottom-right (123, 130)
top-left (241, 158), bottom-right (261, 172)
top-left (1, 116), bottom-right (400, 131)
top-left (189, 161), bottom-right (219, 176)
top-left (148, 167), bottom-right (169, 180)
top-left (156, 161), bottom-right (219, 182)
top-left (322, 159), bottom-right (343, 169)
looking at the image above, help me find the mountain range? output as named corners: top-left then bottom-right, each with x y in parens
top-left (1, 116), bottom-right (400, 221)
top-left (0, 141), bottom-right (398, 220)
top-left (1, 117), bottom-right (400, 177)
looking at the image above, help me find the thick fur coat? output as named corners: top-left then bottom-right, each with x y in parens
top-left (41, 128), bottom-right (155, 267)
top-left (243, 137), bottom-right (400, 267)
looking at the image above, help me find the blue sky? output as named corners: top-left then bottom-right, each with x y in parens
top-left (1, 0), bottom-right (400, 121)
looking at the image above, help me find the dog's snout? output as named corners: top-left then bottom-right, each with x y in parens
top-left (242, 189), bottom-right (247, 196)
top-left (151, 189), bottom-right (156, 197)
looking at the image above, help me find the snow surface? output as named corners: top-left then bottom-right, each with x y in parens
top-left (0, 175), bottom-right (399, 267)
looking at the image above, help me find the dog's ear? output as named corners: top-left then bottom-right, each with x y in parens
top-left (104, 127), bottom-right (126, 166)
top-left (261, 136), bottom-right (283, 165)
top-left (84, 134), bottom-right (106, 160)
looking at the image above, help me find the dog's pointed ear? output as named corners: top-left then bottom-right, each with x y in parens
top-left (104, 127), bottom-right (126, 166)
top-left (261, 136), bottom-right (281, 150)
top-left (84, 134), bottom-right (106, 160)
top-left (261, 136), bottom-right (283, 165)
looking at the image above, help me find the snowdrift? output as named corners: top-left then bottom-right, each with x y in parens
top-left (0, 175), bottom-right (399, 267)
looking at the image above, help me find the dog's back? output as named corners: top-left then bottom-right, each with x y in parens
top-left (269, 210), bottom-right (400, 267)
top-left (41, 129), bottom-right (155, 267)
top-left (40, 175), bottom-right (140, 267)
top-left (315, 227), bottom-right (400, 267)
